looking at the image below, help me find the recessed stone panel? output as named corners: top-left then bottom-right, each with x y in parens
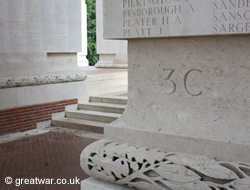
top-left (103, 0), bottom-right (250, 39)
top-left (0, 0), bottom-right (81, 52)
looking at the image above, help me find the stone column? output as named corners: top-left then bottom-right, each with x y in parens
top-left (80, 0), bottom-right (250, 189)
top-left (77, 0), bottom-right (89, 67)
top-left (95, 0), bottom-right (128, 69)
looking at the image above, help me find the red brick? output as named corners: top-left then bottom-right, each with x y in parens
top-left (19, 113), bottom-right (33, 118)
top-left (43, 102), bottom-right (56, 107)
top-left (1, 120), bottom-right (23, 126)
top-left (0, 113), bottom-right (11, 118)
top-left (0, 117), bottom-right (13, 123)
top-left (30, 117), bottom-right (44, 122)
top-left (51, 108), bottom-right (65, 112)
top-left (0, 99), bottom-right (77, 135)
top-left (54, 104), bottom-right (65, 108)
top-left (12, 126), bottom-right (25, 131)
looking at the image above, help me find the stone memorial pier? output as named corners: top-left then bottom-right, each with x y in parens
top-left (0, 0), bottom-right (88, 134)
top-left (95, 0), bottom-right (128, 68)
top-left (80, 0), bottom-right (250, 189)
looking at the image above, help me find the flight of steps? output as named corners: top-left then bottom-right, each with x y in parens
top-left (52, 96), bottom-right (127, 133)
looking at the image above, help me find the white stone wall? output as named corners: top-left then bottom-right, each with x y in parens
top-left (0, 0), bottom-right (82, 52)
top-left (0, 53), bottom-right (80, 77)
top-left (95, 0), bottom-right (128, 68)
top-left (77, 0), bottom-right (89, 67)
top-left (0, 52), bottom-right (89, 110)
top-left (0, 0), bottom-right (88, 110)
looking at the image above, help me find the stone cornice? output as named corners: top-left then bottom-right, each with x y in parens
top-left (0, 72), bottom-right (87, 88)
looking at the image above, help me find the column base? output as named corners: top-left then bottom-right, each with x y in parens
top-left (77, 53), bottom-right (89, 67)
top-left (95, 54), bottom-right (128, 69)
top-left (81, 178), bottom-right (134, 190)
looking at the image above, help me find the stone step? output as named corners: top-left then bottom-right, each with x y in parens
top-left (90, 96), bottom-right (128, 105)
top-left (88, 84), bottom-right (128, 96)
top-left (92, 85), bottom-right (127, 97)
top-left (97, 90), bottom-right (128, 97)
top-left (78, 102), bottom-right (126, 114)
top-left (65, 110), bottom-right (121, 123)
top-left (52, 117), bottom-right (106, 133)
top-left (52, 96), bottom-right (127, 134)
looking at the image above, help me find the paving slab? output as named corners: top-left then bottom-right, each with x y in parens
top-left (0, 131), bottom-right (97, 190)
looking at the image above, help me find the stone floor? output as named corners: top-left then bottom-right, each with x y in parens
top-left (79, 66), bottom-right (127, 75)
top-left (0, 130), bottom-right (98, 190)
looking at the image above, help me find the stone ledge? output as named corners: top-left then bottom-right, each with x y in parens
top-left (0, 72), bottom-right (87, 89)
top-left (95, 63), bottom-right (128, 69)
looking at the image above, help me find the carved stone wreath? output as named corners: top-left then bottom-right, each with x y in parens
top-left (80, 139), bottom-right (250, 190)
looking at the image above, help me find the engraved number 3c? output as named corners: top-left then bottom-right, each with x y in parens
top-left (165, 69), bottom-right (176, 95)
top-left (164, 69), bottom-right (202, 96)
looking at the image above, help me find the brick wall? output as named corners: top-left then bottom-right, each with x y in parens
top-left (0, 99), bottom-right (78, 135)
